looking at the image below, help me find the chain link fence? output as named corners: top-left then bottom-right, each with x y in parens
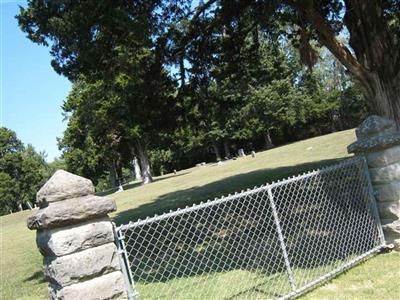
top-left (116, 157), bottom-right (385, 299)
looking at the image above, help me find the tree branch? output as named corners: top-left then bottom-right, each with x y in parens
top-left (286, 0), bottom-right (372, 94)
top-left (186, 0), bottom-right (219, 21)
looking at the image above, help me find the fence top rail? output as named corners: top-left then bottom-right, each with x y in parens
top-left (117, 156), bottom-right (365, 231)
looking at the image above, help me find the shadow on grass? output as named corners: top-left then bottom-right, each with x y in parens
top-left (113, 157), bottom-right (345, 225)
top-left (112, 156), bottom-right (378, 299)
top-left (24, 270), bottom-right (46, 284)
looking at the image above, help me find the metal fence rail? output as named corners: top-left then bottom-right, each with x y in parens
top-left (116, 157), bottom-right (385, 299)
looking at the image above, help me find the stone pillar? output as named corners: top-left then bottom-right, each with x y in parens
top-left (348, 116), bottom-right (400, 250)
top-left (27, 170), bottom-right (128, 299)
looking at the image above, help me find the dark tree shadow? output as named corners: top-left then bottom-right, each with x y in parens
top-left (113, 158), bottom-right (344, 225)
top-left (113, 156), bottom-right (380, 299)
top-left (24, 270), bottom-right (46, 284)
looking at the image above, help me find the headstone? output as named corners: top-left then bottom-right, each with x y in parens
top-left (238, 149), bottom-right (245, 157)
top-left (251, 151), bottom-right (256, 158)
top-left (133, 157), bottom-right (142, 181)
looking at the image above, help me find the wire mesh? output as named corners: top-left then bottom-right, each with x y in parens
top-left (117, 157), bottom-right (385, 300)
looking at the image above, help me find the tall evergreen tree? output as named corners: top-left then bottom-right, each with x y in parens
top-left (0, 127), bottom-right (48, 215)
top-left (18, 0), bottom-right (176, 184)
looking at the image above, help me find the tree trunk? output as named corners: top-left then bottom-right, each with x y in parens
top-left (364, 72), bottom-right (400, 128)
top-left (343, 0), bottom-right (400, 127)
top-left (296, 1), bottom-right (400, 128)
top-left (223, 139), bottom-right (231, 158)
top-left (109, 163), bottom-right (118, 188)
top-left (135, 140), bottom-right (153, 184)
top-left (263, 130), bottom-right (274, 149)
top-left (132, 156), bottom-right (142, 181)
top-left (211, 141), bottom-right (222, 161)
top-left (116, 164), bottom-right (123, 185)
top-left (179, 54), bottom-right (185, 87)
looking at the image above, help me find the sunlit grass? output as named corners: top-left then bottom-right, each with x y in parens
top-left (128, 252), bottom-right (400, 300)
top-left (1, 129), bottom-right (399, 299)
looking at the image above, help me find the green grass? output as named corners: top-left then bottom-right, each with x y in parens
top-left (1, 129), bottom-right (399, 299)
top-left (135, 268), bottom-right (292, 299)
top-left (133, 253), bottom-right (400, 300)
top-left (302, 251), bottom-right (400, 300)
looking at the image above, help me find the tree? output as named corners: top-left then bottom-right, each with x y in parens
top-left (304, 48), bottom-right (368, 133)
top-left (16, 0), bottom-right (377, 175)
top-left (175, 10), bottom-right (295, 160)
top-left (47, 157), bottom-right (67, 175)
top-left (184, 0), bottom-right (400, 127)
top-left (18, 1), bottom-right (177, 184)
top-left (241, 79), bottom-right (311, 147)
top-left (0, 127), bottom-right (48, 215)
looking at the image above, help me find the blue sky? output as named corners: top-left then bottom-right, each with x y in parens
top-left (1, 0), bottom-right (71, 161)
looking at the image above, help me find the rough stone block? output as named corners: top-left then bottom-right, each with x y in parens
top-left (37, 170), bottom-right (95, 207)
top-left (374, 181), bottom-right (400, 202)
top-left (378, 200), bottom-right (400, 220)
top-left (381, 219), bottom-right (400, 249)
top-left (393, 239), bottom-right (400, 250)
top-left (27, 195), bottom-right (116, 230)
top-left (49, 271), bottom-right (126, 300)
top-left (37, 218), bottom-right (114, 256)
top-left (355, 115), bottom-right (397, 140)
top-left (348, 133), bottom-right (400, 154)
top-left (44, 243), bottom-right (120, 287)
top-left (366, 145), bottom-right (400, 168)
top-left (369, 163), bottom-right (400, 184)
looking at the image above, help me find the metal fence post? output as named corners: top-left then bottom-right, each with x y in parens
top-left (267, 186), bottom-right (297, 292)
top-left (113, 223), bottom-right (137, 300)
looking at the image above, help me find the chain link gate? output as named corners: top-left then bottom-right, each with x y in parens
top-left (115, 157), bottom-right (385, 300)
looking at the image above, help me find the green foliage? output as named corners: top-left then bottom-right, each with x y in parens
top-left (0, 172), bottom-right (19, 214)
top-left (47, 157), bottom-right (66, 175)
top-left (149, 149), bottom-right (173, 176)
top-left (0, 127), bottom-right (48, 215)
top-left (293, 49), bottom-right (368, 138)
top-left (17, 0), bottom-right (372, 183)
top-left (241, 78), bottom-right (311, 140)
top-left (19, 0), bottom-right (177, 185)
top-left (94, 175), bottom-right (114, 193)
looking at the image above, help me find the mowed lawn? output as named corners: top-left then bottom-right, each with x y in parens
top-left (1, 129), bottom-right (399, 299)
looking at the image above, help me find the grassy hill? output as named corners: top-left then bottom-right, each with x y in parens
top-left (1, 129), bottom-right (399, 299)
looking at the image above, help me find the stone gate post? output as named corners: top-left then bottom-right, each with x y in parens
top-left (348, 116), bottom-right (400, 250)
top-left (27, 170), bottom-right (128, 299)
